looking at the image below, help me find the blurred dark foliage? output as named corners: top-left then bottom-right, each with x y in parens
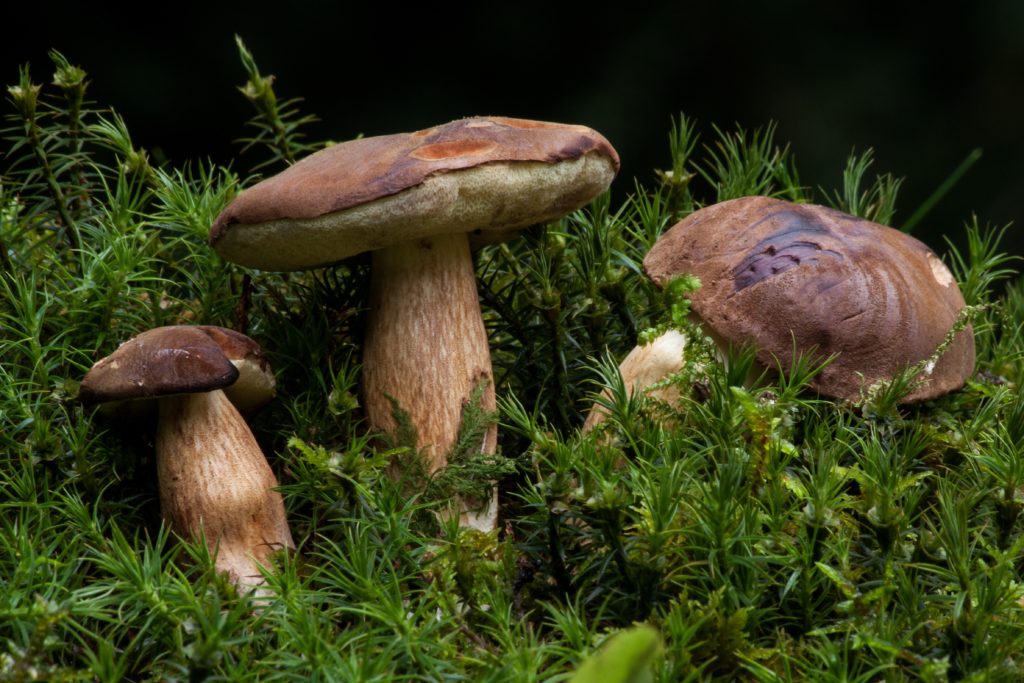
top-left (4, 1), bottom-right (1022, 256)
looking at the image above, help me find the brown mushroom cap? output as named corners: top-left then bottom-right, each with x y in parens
top-left (79, 325), bottom-right (275, 410)
top-left (643, 196), bottom-right (975, 402)
top-left (209, 116), bottom-right (620, 270)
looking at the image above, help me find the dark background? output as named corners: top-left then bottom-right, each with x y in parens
top-left (4, 2), bottom-right (1023, 257)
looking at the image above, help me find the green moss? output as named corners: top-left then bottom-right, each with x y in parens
top-left (1, 43), bottom-right (1022, 682)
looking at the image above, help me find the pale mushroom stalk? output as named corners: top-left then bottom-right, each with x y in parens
top-left (156, 389), bottom-right (294, 588)
top-left (582, 326), bottom-right (771, 432)
top-left (583, 329), bottom-right (687, 432)
top-left (363, 233), bottom-right (497, 530)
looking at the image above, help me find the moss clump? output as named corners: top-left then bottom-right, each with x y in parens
top-left (1, 42), bottom-right (1022, 681)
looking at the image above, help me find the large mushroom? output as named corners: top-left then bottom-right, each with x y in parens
top-left (79, 325), bottom-right (294, 590)
top-left (586, 196), bottom-right (974, 424)
top-left (210, 116), bottom-right (619, 530)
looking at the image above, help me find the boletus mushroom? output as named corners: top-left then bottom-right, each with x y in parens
top-left (209, 116), bottom-right (619, 531)
top-left (79, 325), bottom-right (294, 590)
top-left (587, 196), bottom-right (974, 423)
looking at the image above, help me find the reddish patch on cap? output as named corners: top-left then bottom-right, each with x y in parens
top-left (410, 139), bottom-right (498, 161)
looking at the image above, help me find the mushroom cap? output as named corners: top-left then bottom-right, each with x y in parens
top-left (209, 116), bottom-right (620, 270)
top-left (643, 196), bottom-right (975, 402)
top-left (79, 325), bottom-right (275, 411)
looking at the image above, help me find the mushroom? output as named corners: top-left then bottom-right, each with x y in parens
top-left (632, 196), bottom-right (974, 403)
top-left (209, 116), bottom-right (619, 530)
top-left (79, 325), bottom-right (295, 590)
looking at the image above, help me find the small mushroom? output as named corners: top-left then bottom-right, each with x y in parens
top-left (79, 325), bottom-right (294, 590)
top-left (210, 116), bottom-right (619, 531)
top-left (636, 196), bottom-right (974, 403)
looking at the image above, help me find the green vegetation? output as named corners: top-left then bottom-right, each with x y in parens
top-left (2, 42), bottom-right (1022, 681)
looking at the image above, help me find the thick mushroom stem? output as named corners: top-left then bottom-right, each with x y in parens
top-left (363, 231), bottom-right (498, 531)
top-left (156, 389), bottom-right (294, 589)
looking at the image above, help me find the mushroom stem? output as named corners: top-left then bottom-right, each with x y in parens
top-left (363, 231), bottom-right (498, 531)
top-left (582, 325), bottom-right (766, 433)
top-left (156, 389), bottom-right (294, 589)
top-left (583, 329), bottom-right (687, 433)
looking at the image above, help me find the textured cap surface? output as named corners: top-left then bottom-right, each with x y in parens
top-left (643, 196), bottom-right (974, 402)
top-left (79, 325), bottom-right (275, 408)
top-left (210, 116), bottom-right (620, 270)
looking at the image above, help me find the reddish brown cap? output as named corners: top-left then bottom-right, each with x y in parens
top-left (79, 325), bottom-right (275, 410)
top-left (643, 196), bottom-right (975, 402)
top-left (209, 116), bottom-right (620, 270)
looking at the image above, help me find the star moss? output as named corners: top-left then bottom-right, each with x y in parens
top-left (1, 42), bottom-right (1022, 682)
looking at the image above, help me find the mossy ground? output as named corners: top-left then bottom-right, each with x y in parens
top-left (1, 44), bottom-right (1022, 682)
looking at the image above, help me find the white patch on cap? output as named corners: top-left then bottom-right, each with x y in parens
top-left (927, 252), bottom-right (954, 287)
